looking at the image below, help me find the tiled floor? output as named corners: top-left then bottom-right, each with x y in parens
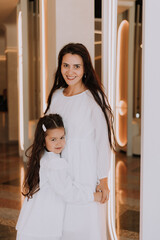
top-left (0, 143), bottom-right (140, 239)
top-left (0, 143), bottom-right (25, 239)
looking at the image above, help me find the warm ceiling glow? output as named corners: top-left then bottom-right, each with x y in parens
top-left (0, 0), bottom-right (19, 23)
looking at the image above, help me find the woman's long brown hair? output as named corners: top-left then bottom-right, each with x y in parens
top-left (45, 43), bottom-right (116, 151)
top-left (22, 114), bottom-right (64, 199)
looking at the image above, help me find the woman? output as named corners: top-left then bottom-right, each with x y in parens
top-left (45, 43), bottom-right (115, 240)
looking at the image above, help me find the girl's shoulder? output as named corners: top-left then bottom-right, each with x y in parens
top-left (40, 151), bottom-right (68, 170)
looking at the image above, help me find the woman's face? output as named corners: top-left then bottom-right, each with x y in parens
top-left (61, 53), bottom-right (84, 88)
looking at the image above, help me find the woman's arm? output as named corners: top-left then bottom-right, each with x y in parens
top-left (92, 105), bottom-right (111, 203)
top-left (96, 178), bottom-right (110, 203)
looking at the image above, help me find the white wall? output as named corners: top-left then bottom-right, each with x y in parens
top-left (140, 0), bottom-right (160, 239)
top-left (55, 0), bottom-right (94, 65)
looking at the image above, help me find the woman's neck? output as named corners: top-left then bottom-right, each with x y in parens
top-left (63, 84), bottom-right (87, 96)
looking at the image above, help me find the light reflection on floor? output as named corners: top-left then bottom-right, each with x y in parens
top-left (115, 151), bottom-right (140, 240)
top-left (0, 143), bottom-right (140, 239)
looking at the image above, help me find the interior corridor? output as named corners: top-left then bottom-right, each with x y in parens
top-left (0, 142), bottom-right (140, 240)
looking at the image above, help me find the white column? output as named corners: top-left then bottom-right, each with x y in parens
top-left (140, 0), bottom-right (160, 239)
top-left (17, 0), bottom-right (29, 157)
top-left (21, 0), bottom-right (29, 157)
top-left (102, 0), bottom-right (118, 239)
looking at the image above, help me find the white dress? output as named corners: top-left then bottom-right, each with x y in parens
top-left (16, 151), bottom-right (94, 240)
top-left (47, 88), bottom-right (111, 240)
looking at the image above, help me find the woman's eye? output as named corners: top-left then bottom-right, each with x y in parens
top-left (61, 136), bottom-right (65, 140)
top-left (63, 64), bottom-right (68, 68)
top-left (51, 139), bottom-right (56, 141)
top-left (74, 65), bottom-right (80, 69)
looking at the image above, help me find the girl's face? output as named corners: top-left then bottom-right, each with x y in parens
top-left (45, 128), bottom-right (65, 154)
top-left (61, 53), bottom-right (84, 88)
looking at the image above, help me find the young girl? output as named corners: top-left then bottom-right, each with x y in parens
top-left (16, 114), bottom-right (102, 240)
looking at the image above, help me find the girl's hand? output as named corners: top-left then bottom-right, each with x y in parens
top-left (94, 192), bottom-right (102, 202)
top-left (96, 177), bottom-right (110, 203)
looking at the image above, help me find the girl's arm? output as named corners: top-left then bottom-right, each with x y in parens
top-left (44, 160), bottom-right (101, 203)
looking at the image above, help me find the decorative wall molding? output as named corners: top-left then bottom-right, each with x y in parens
top-left (5, 48), bottom-right (17, 54)
top-left (0, 55), bottom-right (6, 60)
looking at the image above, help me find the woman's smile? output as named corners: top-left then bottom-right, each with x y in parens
top-left (66, 75), bottom-right (77, 80)
top-left (61, 53), bottom-right (84, 88)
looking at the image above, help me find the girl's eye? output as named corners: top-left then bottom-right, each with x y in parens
top-left (63, 63), bottom-right (68, 68)
top-left (51, 138), bottom-right (56, 141)
top-left (61, 136), bottom-right (65, 140)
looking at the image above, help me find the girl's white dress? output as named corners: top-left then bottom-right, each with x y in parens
top-left (16, 151), bottom-right (94, 240)
top-left (47, 88), bottom-right (111, 240)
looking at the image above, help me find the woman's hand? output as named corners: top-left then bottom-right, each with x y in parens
top-left (96, 177), bottom-right (110, 203)
top-left (94, 192), bottom-right (102, 202)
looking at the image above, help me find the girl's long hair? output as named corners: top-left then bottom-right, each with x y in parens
top-left (45, 43), bottom-right (116, 151)
top-left (22, 114), bottom-right (64, 199)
